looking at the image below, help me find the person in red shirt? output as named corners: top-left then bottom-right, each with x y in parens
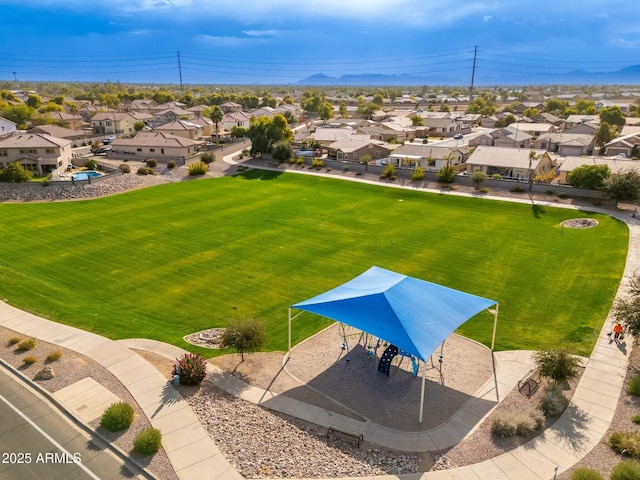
top-left (613, 323), bottom-right (624, 344)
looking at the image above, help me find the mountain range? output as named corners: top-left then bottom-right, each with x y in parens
top-left (296, 65), bottom-right (640, 86)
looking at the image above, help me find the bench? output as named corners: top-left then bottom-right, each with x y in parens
top-left (327, 425), bottom-right (364, 448)
top-left (517, 368), bottom-right (540, 398)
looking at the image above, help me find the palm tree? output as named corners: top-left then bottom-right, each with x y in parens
top-left (209, 105), bottom-right (223, 144)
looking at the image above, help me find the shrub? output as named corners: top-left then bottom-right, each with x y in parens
top-left (632, 414), bottom-right (640, 424)
top-left (538, 384), bottom-right (569, 418)
top-left (100, 402), bottom-right (134, 432)
top-left (311, 158), bottom-right (324, 169)
top-left (412, 165), bottom-right (425, 181)
top-left (558, 192), bottom-right (568, 199)
top-left (611, 459), bottom-right (640, 479)
top-left (342, 165), bottom-right (349, 172)
top-left (200, 152), bottom-right (215, 165)
top-left (119, 163), bottom-right (131, 173)
top-left (510, 185), bottom-right (525, 193)
top-left (16, 338), bottom-right (36, 352)
top-left (137, 166), bottom-right (154, 175)
top-left (570, 467), bottom-right (604, 480)
top-left (0, 161), bottom-right (32, 183)
top-left (533, 348), bottom-right (581, 383)
top-left (134, 428), bottom-right (162, 455)
top-left (546, 190), bottom-right (554, 195)
top-left (145, 159), bottom-right (157, 168)
top-left (479, 187), bottom-right (490, 194)
top-left (242, 149), bottom-right (250, 157)
top-left (437, 163), bottom-right (456, 183)
top-left (46, 350), bottom-right (62, 362)
top-left (22, 356), bottom-right (37, 366)
top-left (187, 161), bottom-right (207, 176)
top-left (272, 142), bottom-right (293, 163)
top-left (628, 375), bottom-right (640, 396)
top-left (296, 157), bottom-right (305, 165)
top-left (610, 431), bottom-right (640, 458)
top-left (172, 352), bottom-right (207, 386)
top-left (490, 409), bottom-right (544, 438)
top-left (84, 159), bottom-right (99, 170)
top-left (471, 171), bottom-right (487, 190)
top-left (490, 412), bottom-right (517, 437)
top-left (167, 160), bottom-right (176, 169)
top-left (355, 172), bottom-right (362, 176)
top-left (380, 164), bottom-right (397, 180)
top-left (7, 336), bottom-right (20, 346)
top-left (491, 173), bottom-right (502, 180)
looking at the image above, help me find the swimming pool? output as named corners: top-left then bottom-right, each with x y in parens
top-left (72, 171), bottom-right (103, 181)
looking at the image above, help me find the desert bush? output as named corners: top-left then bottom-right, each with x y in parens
top-left (0, 161), bottom-right (32, 182)
top-left (611, 459), bottom-right (640, 479)
top-left (632, 414), bottom-right (640, 424)
top-left (46, 350), bottom-right (62, 362)
top-left (490, 409), bottom-right (544, 438)
top-left (16, 338), bottom-right (36, 352)
top-left (437, 163), bottom-right (456, 183)
top-left (538, 384), bottom-right (569, 418)
top-left (534, 348), bottom-right (581, 383)
top-left (296, 157), bottom-right (305, 165)
top-left (134, 428), bottom-right (162, 455)
top-left (22, 356), bottom-right (37, 366)
top-left (628, 375), bottom-right (640, 396)
top-left (172, 352), bottom-right (207, 386)
top-left (272, 142), bottom-right (293, 163)
top-left (558, 192), bottom-right (568, 199)
top-left (200, 152), bottom-right (215, 165)
top-left (311, 158), bottom-right (324, 169)
top-left (7, 336), bottom-right (20, 346)
top-left (187, 161), bottom-right (207, 176)
top-left (355, 172), bottom-right (362, 176)
top-left (100, 402), bottom-right (134, 432)
top-left (119, 163), bottom-right (131, 173)
top-left (479, 187), bottom-right (490, 194)
top-left (380, 164), bottom-right (396, 180)
top-left (145, 158), bottom-right (157, 168)
top-left (471, 171), bottom-right (487, 190)
top-left (412, 165), bottom-right (425, 181)
top-left (491, 173), bottom-right (502, 180)
top-left (570, 467), bottom-right (604, 480)
top-left (490, 412), bottom-right (518, 437)
top-left (167, 160), bottom-right (176, 169)
top-left (137, 166), bottom-right (154, 175)
top-left (610, 431), bottom-right (640, 458)
top-left (84, 159), bottom-right (99, 170)
top-left (510, 185), bottom-right (525, 193)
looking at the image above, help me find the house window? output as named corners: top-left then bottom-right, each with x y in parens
top-left (137, 148), bottom-right (142, 152)
top-left (149, 148), bottom-right (156, 153)
top-left (0, 150), bottom-right (7, 157)
top-left (161, 149), bottom-right (164, 154)
top-left (45, 148), bottom-right (54, 154)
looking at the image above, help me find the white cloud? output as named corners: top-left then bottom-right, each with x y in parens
top-left (610, 37), bottom-right (640, 49)
top-left (242, 30), bottom-right (278, 38)
top-left (197, 34), bottom-right (267, 48)
top-left (483, 15), bottom-right (493, 23)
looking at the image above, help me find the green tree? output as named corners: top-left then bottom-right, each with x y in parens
top-left (567, 164), bottom-right (610, 190)
top-left (230, 126), bottom-right (247, 138)
top-left (595, 121), bottom-right (617, 147)
top-left (439, 103), bottom-right (450, 113)
top-left (613, 271), bottom-right (640, 340)
top-left (301, 90), bottom-right (323, 113)
top-left (26, 94), bottom-right (43, 109)
top-left (522, 107), bottom-right (540, 118)
top-left (2, 105), bottom-right (34, 128)
top-left (602, 170), bottom-right (640, 207)
top-left (0, 161), bottom-right (32, 183)
top-left (410, 115), bottom-right (424, 126)
top-left (209, 105), bottom-right (224, 143)
top-left (357, 102), bottom-right (380, 120)
top-left (575, 99), bottom-right (597, 114)
top-left (411, 164), bottom-right (425, 181)
top-left (52, 95), bottom-right (65, 105)
top-left (247, 114), bottom-right (293, 156)
top-left (437, 161), bottom-right (456, 183)
top-left (200, 152), bottom-right (216, 166)
top-left (220, 318), bottom-right (266, 361)
top-left (471, 171), bottom-right (487, 190)
top-left (319, 102), bottom-right (334, 122)
top-left (338, 101), bottom-right (348, 118)
top-left (133, 121), bottom-right (146, 132)
top-left (533, 348), bottom-right (581, 384)
top-left (372, 93), bottom-right (385, 107)
top-left (544, 98), bottom-right (568, 116)
top-left (151, 90), bottom-right (175, 105)
top-left (600, 105), bottom-right (626, 129)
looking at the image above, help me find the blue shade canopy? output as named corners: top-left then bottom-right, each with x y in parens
top-left (292, 266), bottom-right (496, 362)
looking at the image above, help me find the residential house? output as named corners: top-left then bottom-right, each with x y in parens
top-left (149, 101), bottom-right (187, 113)
top-left (41, 111), bottom-right (82, 129)
top-left (563, 115), bottom-right (600, 130)
top-left (129, 99), bottom-right (158, 112)
top-left (221, 111), bottom-right (251, 133)
top-left (251, 106), bottom-right (277, 118)
top-left (149, 108), bottom-right (193, 127)
top-left (309, 128), bottom-right (358, 147)
top-left (326, 137), bottom-right (396, 162)
top-left (603, 133), bottom-right (640, 157)
top-left (109, 132), bottom-right (198, 161)
top-left (421, 117), bottom-right (461, 137)
top-left (469, 126), bottom-right (533, 148)
top-left (78, 105), bottom-right (106, 121)
top-left (562, 121), bottom-right (600, 135)
top-left (480, 115), bottom-right (499, 128)
top-left (220, 102), bottom-right (243, 114)
top-left (129, 111), bottom-right (153, 127)
top-left (532, 112), bottom-right (564, 127)
top-left (557, 156), bottom-right (640, 184)
top-left (0, 131), bottom-right (72, 175)
top-left (187, 105), bottom-right (209, 116)
top-left (0, 117), bottom-right (17, 136)
top-left (512, 102), bottom-right (545, 114)
top-left (356, 120), bottom-right (408, 143)
top-left (152, 119), bottom-right (205, 141)
top-left (510, 122), bottom-right (556, 137)
top-left (389, 144), bottom-right (470, 171)
top-left (189, 116), bottom-right (215, 137)
top-left (30, 125), bottom-right (91, 146)
top-left (533, 133), bottom-right (596, 156)
top-left (91, 112), bottom-right (138, 135)
top-left (465, 146), bottom-right (554, 180)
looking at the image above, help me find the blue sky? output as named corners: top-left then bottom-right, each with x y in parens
top-left (1, 0), bottom-right (639, 85)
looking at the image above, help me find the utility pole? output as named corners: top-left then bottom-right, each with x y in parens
top-left (12, 72), bottom-right (18, 89)
top-left (468, 46), bottom-right (477, 102)
top-left (177, 51), bottom-right (184, 96)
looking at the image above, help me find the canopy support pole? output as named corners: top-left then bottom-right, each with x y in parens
top-left (287, 307), bottom-right (292, 361)
top-left (419, 363), bottom-right (426, 424)
top-left (490, 302), bottom-right (500, 351)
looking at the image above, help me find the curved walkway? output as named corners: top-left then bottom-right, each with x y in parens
top-left (0, 157), bottom-right (638, 479)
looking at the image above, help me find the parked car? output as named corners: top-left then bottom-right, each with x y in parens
top-left (453, 133), bottom-right (464, 140)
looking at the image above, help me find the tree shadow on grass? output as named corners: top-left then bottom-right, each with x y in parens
top-left (235, 169), bottom-right (284, 181)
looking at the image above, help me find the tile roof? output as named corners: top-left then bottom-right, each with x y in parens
top-left (111, 132), bottom-right (197, 148)
top-left (0, 131), bottom-right (71, 148)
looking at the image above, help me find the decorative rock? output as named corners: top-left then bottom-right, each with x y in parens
top-left (34, 366), bottom-right (54, 380)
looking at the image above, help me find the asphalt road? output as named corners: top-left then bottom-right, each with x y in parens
top-left (0, 367), bottom-right (144, 480)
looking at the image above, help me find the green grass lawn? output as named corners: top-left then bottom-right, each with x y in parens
top-left (0, 170), bottom-right (629, 357)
